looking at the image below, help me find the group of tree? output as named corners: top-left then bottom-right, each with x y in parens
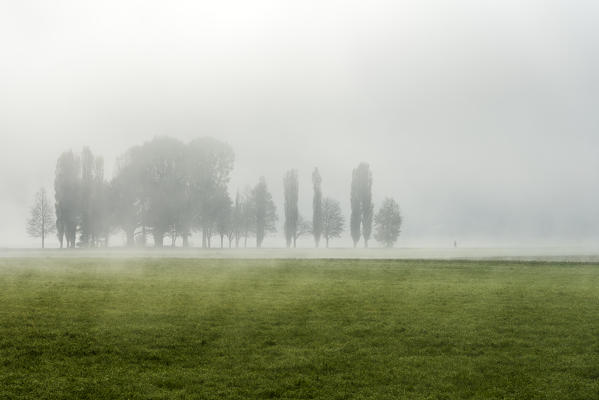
top-left (46, 137), bottom-right (277, 249)
top-left (27, 137), bottom-right (402, 248)
top-left (54, 148), bottom-right (110, 248)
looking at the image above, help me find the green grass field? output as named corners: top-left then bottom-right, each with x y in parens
top-left (1, 258), bottom-right (599, 399)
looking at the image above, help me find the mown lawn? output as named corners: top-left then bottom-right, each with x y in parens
top-left (1, 258), bottom-right (598, 399)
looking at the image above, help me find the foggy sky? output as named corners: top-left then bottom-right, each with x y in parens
top-left (1, 0), bottom-right (599, 248)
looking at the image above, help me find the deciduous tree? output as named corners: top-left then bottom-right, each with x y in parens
top-left (321, 197), bottom-right (344, 248)
top-left (374, 198), bottom-right (402, 247)
top-left (27, 188), bottom-right (55, 248)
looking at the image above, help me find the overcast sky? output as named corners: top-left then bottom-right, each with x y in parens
top-left (1, 0), bottom-right (599, 248)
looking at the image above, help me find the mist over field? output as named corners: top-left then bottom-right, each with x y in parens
top-left (2, 0), bottom-right (599, 248)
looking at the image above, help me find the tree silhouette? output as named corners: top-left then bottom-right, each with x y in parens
top-left (374, 198), bottom-right (402, 247)
top-left (312, 168), bottom-right (323, 247)
top-left (27, 188), bottom-right (56, 249)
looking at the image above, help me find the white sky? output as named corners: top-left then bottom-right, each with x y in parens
top-left (1, 0), bottom-right (599, 247)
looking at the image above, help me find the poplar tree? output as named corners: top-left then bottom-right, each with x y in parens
top-left (283, 169), bottom-right (299, 248)
top-left (312, 168), bottom-right (323, 247)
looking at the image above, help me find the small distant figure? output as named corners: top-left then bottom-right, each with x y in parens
top-left (453, 240), bottom-right (457, 248)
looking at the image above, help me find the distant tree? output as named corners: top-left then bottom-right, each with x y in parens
top-left (231, 191), bottom-right (242, 247)
top-left (27, 188), bottom-right (56, 248)
top-left (350, 163), bottom-right (373, 247)
top-left (239, 188), bottom-right (256, 248)
top-left (283, 169), bottom-right (299, 248)
top-left (79, 147), bottom-right (94, 247)
top-left (293, 214), bottom-right (312, 247)
top-left (91, 156), bottom-right (111, 246)
top-left (374, 198), bottom-right (402, 247)
top-left (312, 168), bottom-right (323, 247)
top-left (136, 137), bottom-right (187, 247)
top-left (111, 147), bottom-right (144, 246)
top-left (363, 202), bottom-right (373, 248)
top-left (55, 150), bottom-right (80, 248)
top-left (111, 137), bottom-right (234, 248)
top-left (78, 147), bottom-right (108, 247)
top-left (214, 190), bottom-right (232, 248)
top-left (252, 177), bottom-right (277, 248)
top-left (321, 197), bottom-right (344, 248)
top-left (186, 138), bottom-right (234, 248)
top-left (350, 169), bottom-right (361, 247)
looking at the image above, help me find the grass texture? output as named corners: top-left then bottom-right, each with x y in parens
top-left (1, 258), bottom-right (598, 399)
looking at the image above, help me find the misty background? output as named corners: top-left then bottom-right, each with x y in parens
top-left (1, 0), bottom-right (599, 248)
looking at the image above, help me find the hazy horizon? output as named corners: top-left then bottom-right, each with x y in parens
top-left (2, 0), bottom-right (599, 248)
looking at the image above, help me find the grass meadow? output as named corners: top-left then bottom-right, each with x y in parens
top-left (1, 258), bottom-right (598, 399)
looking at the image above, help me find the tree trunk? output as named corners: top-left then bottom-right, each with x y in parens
top-left (126, 230), bottom-right (135, 247)
top-left (326, 238), bottom-right (329, 248)
top-left (141, 225), bottom-right (147, 247)
top-left (153, 231), bottom-right (164, 248)
top-left (182, 235), bottom-right (189, 248)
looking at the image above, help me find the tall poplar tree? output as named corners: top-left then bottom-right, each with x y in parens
top-left (350, 162), bottom-right (373, 247)
top-left (312, 168), bottom-right (323, 247)
top-left (283, 169), bottom-right (299, 248)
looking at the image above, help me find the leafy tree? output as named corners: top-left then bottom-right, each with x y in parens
top-left (363, 202), bottom-right (373, 248)
top-left (186, 138), bottom-right (234, 248)
top-left (136, 137), bottom-right (187, 247)
top-left (321, 197), bottom-right (344, 248)
top-left (231, 191), bottom-right (243, 247)
top-left (350, 162), bottom-right (373, 247)
top-left (111, 137), bottom-right (234, 248)
top-left (78, 147), bottom-right (108, 247)
top-left (91, 157), bottom-right (111, 246)
top-left (239, 188), bottom-right (256, 248)
top-left (312, 168), bottom-right (323, 247)
top-left (350, 169), bottom-right (361, 247)
top-left (214, 189), bottom-right (232, 248)
top-left (27, 188), bottom-right (56, 248)
top-left (252, 177), bottom-right (277, 248)
top-left (111, 147), bottom-right (145, 246)
top-left (55, 150), bottom-right (80, 248)
top-left (283, 169), bottom-right (299, 248)
top-left (79, 147), bottom-right (94, 246)
top-left (374, 198), bottom-right (402, 247)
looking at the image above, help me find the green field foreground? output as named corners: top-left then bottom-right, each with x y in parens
top-left (1, 258), bottom-right (599, 399)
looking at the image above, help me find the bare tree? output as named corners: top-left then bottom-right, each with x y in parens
top-left (27, 188), bottom-right (56, 249)
top-left (293, 214), bottom-right (312, 247)
top-left (321, 197), bottom-right (344, 248)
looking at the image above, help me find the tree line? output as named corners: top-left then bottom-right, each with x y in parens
top-left (27, 136), bottom-right (402, 249)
